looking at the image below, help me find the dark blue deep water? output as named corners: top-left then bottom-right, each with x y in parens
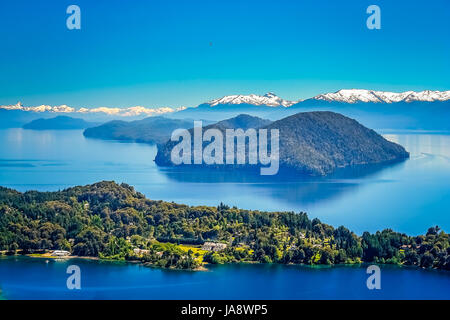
top-left (0, 256), bottom-right (449, 300)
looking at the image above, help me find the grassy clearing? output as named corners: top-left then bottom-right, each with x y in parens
top-left (177, 244), bottom-right (208, 264)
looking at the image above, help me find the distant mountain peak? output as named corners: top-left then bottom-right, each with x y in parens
top-left (0, 102), bottom-right (182, 117)
top-left (204, 89), bottom-right (450, 109)
top-left (214, 113), bottom-right (272, 130)
top-left (311, 89), bottom-right (450, 104)
top-left (207, 93), bottom-right (297, 107)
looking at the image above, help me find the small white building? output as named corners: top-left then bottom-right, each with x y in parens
top-left (51, 250), bottom-right (71, 257)
top-left (201, 242), bottom-right (227, 252)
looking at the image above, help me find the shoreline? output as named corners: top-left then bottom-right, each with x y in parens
top-left (0, 181), bottom-right (448, 272)
top-left (1, 251), bottom-right (210, 272)
top-left (2, 252), bottom-right (446, 273)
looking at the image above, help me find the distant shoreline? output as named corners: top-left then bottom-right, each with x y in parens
top-left (1, 252), bottom-right (210, 271)
top-left (1, 253), bottom-right (446, 274)
top-left (0, 250), bottom-right (210, 271)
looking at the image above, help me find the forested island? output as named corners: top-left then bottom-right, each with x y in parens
top-left (23, 116), bottom-right (98, 130)
top-left (156, 112), bottom-right (409, 176)
top-left (83, 117), bottom-right (199, 145)
top-left (0, 181), bottom-right (448, 270)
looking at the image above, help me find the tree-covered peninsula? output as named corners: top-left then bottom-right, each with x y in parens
top-left (0, 181), bottom-right (448, 270)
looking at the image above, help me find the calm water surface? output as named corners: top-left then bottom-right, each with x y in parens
top-left (0, 256), bottom-right (449, 300)
top-left (0, 128), bottom-right (449, 235)
top-left (0, 128), bottom-right (449, 300)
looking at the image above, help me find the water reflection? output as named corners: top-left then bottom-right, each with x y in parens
top-left (0, 129), bottom-right (449, 234)
top-left (384, 133), bottom-right (450, 158)
top-left (157, 159), bottom-right (406, 208)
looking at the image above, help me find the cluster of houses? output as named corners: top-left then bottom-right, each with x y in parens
top-left (201, 242), bottom-right (227, 251)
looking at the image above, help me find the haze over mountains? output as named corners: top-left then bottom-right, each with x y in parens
top-left (23, 116), bottom-right (98, 130)
top-left (83, 115), bottom-right (268, 146)
top-left (310, 89), bottom-right (450, 103)
top-left (205, 89), bottom-right (450, 106)
top-left (172, 89), bottom-right (450, 130)
top-left (0, 102), bottom-right (184, 128)
top-left (83, 117), bottom-right (201, 145)
top-left (1, 89), bottom-right (449, 130)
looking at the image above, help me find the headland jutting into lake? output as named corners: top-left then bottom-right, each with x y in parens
top-left (0, 181), bottom-right (448, 271)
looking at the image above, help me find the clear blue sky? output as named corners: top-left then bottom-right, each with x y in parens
top-left (0, 0), bottom-right (448, 108)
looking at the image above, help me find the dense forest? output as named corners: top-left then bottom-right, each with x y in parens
top-left (155, 112), bottom-right (409, 176)
top-left (0, 181), bottom-right (448, 270)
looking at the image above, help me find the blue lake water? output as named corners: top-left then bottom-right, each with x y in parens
top-left (0, 128), bottom-right (449, 235)
top-left (0, 128), bottom-right (449, 300)
top-left (0, 256), bottom-right (449, 300)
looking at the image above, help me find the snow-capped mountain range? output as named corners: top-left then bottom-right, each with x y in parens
top-left (1, 89), bottom-right (449, 117)
top-left (0, 102), bottom-right (186, 116)
top-left (207, 92), bottom-right (296, 107)
top-left (312, 89), bottom-right (450, 104)
top-left (207, 89), bottom-right (450, 107)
